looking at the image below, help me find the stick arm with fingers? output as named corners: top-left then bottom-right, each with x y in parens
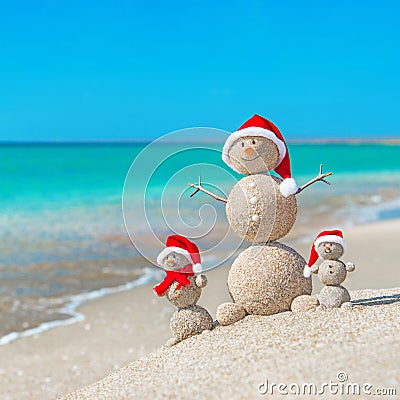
top-left (296, 164), bottom-right (333, 194)
top-left (188, 176), bottom-right (227, 203)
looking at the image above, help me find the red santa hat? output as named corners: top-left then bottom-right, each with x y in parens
top-left (156, 235), bottom-right (202, 273)
top-left (303, 229), bottom-right (346, 277)
top-left (222, 114), bottom-right (298, 197)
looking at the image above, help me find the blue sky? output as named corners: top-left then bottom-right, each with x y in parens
top-left (0, 1), bottom-right (399, 141)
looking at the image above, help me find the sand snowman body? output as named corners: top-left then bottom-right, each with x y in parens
top-left (166, 277), bottom-right (213, 342)
top-left (227, 243), bottom-right (312, 316)
top-left (154, 241), bottom-right (213, 347)
top-left (226, 174), bottom-right (297, 243)
top-left (212, 115), bottom-right (322, 325)
top-left (191, 115), bottom-right (330, 325)
top-left (220, 175), bottom-right (311, 320)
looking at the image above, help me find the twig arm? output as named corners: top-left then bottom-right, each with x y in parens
top-left (296, 164), bottom-right (333, 194)
top-left (188, 176), bottom-right (227, 203)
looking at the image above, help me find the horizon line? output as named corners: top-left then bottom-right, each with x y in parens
top-left (0, 137), bottom-right (400, 145)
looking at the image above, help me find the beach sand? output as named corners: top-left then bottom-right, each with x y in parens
top-left (0, 219), bottom-right (399, 399)
top-left (63, 287), bottom-right (400, 400)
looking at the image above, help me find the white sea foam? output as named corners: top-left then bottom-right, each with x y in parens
top-left (0, 267), bottom-right (163, 346)
top-left (334, 195), bottom-right (400, 226)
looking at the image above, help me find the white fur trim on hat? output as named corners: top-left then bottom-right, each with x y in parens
top-left (222, 127), bottom-right (287, 171)
top-left (156, 246), bottom-right (192, 266)
top-left (314, 235), bottom-right (346, 250)
top-left (193, 263), bottom-right (202, 273)
top-left (279, 178), bottom-right (298, 197)
top-left (303, 265), bottom-right (312, 278)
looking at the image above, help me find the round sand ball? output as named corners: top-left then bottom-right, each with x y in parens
top-left (170, 305), bottom-right (213, 341)
top-left (228, 242), bottom-right (312, 316)
top-left (165, 276), bottom-right (201, 308)
top-left (291, 295), bottom-right (319, 312)
top-left (318, 285), bottom-right (350, 308)
top-left (226, 174), bottom-right (297, 243)
top-left (216, 302), bottom-right (247, 326)
top-left (318, 260), bottom-right (347, 286)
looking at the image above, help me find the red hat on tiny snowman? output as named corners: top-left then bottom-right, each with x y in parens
top-left (303, 229), bottom-right (346, 278)
top-left (156, 235), bottom-right (202, 273)
top-left (222, 114), bottom-right (298, 197)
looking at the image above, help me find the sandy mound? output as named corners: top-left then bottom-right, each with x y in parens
top-left (62, 288), bottom-right (400, 400)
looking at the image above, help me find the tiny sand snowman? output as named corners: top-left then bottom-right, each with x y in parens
top-left (304, 230), bottom-right (355, 310)
top-left (189, 115), bottom-right (332, 325)
top-left (153, 235), bottom-right (213, 346)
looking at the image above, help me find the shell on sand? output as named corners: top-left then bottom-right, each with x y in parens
top-left (170, 305), bottom-right (213, 341)
top-left (226, 174), bottom-right (297, 242)
top-left (228, 242), bottom-right (312, 316)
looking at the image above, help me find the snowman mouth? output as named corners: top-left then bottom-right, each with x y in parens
top-left (240, 155), bottom-right (261, 162)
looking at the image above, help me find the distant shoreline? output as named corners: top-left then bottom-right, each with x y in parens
top-left (0, 138), bottom-right (399, 146)
top-left (289, 138), bottom-right (400, 144)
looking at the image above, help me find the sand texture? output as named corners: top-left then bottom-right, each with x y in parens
top-left (170, 305), bottom-right (213, 341)
top-left (291, 294), bottom-right (319, 312)
top-left (63, 287), bottom-right (400, 400)
top-left (226, 242), bottom-right (312, 316)
top-left (226, 174), bottom-right (297, 242)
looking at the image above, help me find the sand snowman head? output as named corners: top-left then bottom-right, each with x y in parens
top-left (225, 136), bottom-right (280, 175)
top-left (304, 229), bottom-right (350, 278)
top-left (159, 251), bottom-right (190, 271)
top-left (222, 114), bottom-right (298, 198)
top-left (156, 235), bottom-right (202, 274)
top-left (316, 241), bottom-right (344, 260)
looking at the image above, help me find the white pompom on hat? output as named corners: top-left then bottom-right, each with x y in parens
top-left (157, 235), bottom-right (202, 273)
top-left (222, 114), bottom-right (298, 197)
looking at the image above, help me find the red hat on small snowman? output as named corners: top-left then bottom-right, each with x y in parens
top-left (303, 229), bottom-right (346, 277)
top-left (222, 114), bottom-right (298, 197)
top-left (157, 235), bottom-right (202, 273)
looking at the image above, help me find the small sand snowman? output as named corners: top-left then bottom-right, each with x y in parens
top-left (189, 115), bottom-right (332, 325)
top-left (304, 230), bottom-right (355, 309)
top-left (153, 235), bottom-right (213, 346)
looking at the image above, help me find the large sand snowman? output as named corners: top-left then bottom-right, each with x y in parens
top-left (189, 114), bottom-right (332, 325)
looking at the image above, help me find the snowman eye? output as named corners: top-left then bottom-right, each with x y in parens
top-left (252, 139), bottom-right (256, 145)
top-left (241, 142), bottom-right (244, 147)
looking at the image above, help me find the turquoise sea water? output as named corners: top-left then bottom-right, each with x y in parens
top-left (1, 141), bottom-right (400, 266)
top-left (0, 141), bottom-right (399, 342)
top-left (1, 142), bottom-right (400, 210)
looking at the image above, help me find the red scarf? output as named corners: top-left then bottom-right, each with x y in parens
top-left (153, 264), bottom-right (194, 297)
